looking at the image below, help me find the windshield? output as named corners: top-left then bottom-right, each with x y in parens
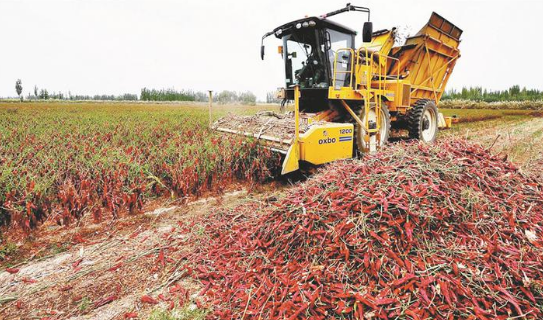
top-left (283, 31), bottom-right (327, 89)
top-left (327, 29), bottom-right (354, 88)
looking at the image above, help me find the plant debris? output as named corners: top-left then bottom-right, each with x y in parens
top-left (187, 139), bottom-right (543, 319)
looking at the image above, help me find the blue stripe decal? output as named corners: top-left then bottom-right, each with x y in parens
top-left (339, 136), bottom-right (352, 142)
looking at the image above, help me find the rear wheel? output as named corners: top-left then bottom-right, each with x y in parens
top-left (407, 99), bottom-right (438, 143)
top-left (354, 103), bottom-right (391, 154)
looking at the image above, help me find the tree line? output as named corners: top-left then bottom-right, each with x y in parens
top-left (140, 88), bottom-right (258, 105)
top-left (10, 79), bottom-right (542, 104)
top-left (28, 88), bottom-right (138, 101)
top-left (13, 81), bottom-right (139, 101)
top-left (442, 85), bottom-right (543, 102)
top-left (9, 80), bottom-right (259, 105)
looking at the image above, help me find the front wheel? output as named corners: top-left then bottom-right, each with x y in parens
top-left (354, 103), bottom-right (391, 154)
top-left (407, 99), bottom-right (438, 143)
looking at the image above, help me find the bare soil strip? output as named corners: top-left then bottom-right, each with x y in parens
top-left (0, 189), bottom-right (265, 319)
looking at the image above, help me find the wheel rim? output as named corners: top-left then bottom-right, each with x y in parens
top-left (421, 108), bottom-right (437, 142)
top-left (360, 108), bottom-right (388, 152)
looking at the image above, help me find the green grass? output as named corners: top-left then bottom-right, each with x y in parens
top-left (78, 296), bottom-right (91, 312)
top-left (148, 304), bottom-right (207, 320)
top-left (0, 241), bottom-right (17, 260)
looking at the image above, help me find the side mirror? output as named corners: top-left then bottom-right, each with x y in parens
top-left (261, 45), bottom-right (265, 60)
top-left (324, 31), bottom-right (331, 50)
top-left (363, 22), bottom-right (373, 43)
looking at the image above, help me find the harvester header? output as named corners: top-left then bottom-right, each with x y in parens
top-left (215, 4), bottom-right (462, 174)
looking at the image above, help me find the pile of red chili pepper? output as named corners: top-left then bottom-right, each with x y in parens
top-left (186, 139), bottom-right (543, 319)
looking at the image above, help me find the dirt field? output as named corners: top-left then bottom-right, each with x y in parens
top-left (1, 104), bottom-right (542, 319)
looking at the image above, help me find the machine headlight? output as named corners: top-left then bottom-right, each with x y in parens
top-left (302, 22), bottom-right (309, 28)
top-left (296, 23), bottom-right (302, 29)
top-left (308, 20), bottom-right (316, 27)
top-left (275, 29), bottom-right (283, 36)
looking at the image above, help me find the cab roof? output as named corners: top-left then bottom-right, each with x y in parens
top-left (272, 16), bottom-right (356, 38)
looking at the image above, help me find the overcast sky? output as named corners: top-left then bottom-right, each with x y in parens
top-left (0, 0), bottom-right (541, 100)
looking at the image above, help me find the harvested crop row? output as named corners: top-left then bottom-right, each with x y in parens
top-left (186, 139), bottom-right (543, 319)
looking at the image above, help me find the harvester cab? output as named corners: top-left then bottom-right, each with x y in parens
top-left (260, 4), bottom-right (370, 110)
top-left (213, 3), bottom-right (462, 175)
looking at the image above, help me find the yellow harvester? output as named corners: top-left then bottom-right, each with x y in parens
top-left (214, 4), bottom-right (462, 174)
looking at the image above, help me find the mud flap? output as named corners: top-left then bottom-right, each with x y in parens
top-left (281, 142), bottom-right (299, 175)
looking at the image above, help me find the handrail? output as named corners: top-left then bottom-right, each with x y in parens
top-left (331, 46), bottom-right (402, 146)
top-left (332, 48), bottom-right (355, 90)
top-left (353, 48), bottom-right (402, 135)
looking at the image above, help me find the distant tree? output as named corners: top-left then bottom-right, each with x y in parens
top-left (118, 93), bottom-right (138, 101)
top-left (510, 85), bottom-right (520, 96)
top-left (194, 91), bottom-right (208, 102)
top-left (39, 89), bottom-right (49, 100)
top-left (139, 87), bottom-right (196, 102)
top-left (15, 79), bottom-right (23, 101)
top-left (239, 91), bottom-right (257, 105)
top-left (217, 90), bottom-right (237, 104)
top-left (34, 85), bottom-right (38, 100)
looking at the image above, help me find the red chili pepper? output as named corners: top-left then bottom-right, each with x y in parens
top-left (391, 274), bottom-right (417, 287)
top-left (494, 286), bottom-right (523, 315)
top-left (287, 303), bottom-right (309, 320)
top-left (21, 277), bottom-right (37, 284)
top-left (6, 268), bottom-right (19, 274)
top-left (141, 295), bottom-right (158, 304)
top-left (108, 262), bottom-right (123, 272)
top-left (72, 258), bottom-right (83, 269)
top-left (157, 249), bottom-right (165, 267)
top-left (94, 295), bottom-right (117, 308)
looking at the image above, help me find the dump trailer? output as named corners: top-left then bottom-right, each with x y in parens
top-left (214, 4), bottom-right (462, 174)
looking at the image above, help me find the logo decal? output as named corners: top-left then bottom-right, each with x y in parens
top-left (318, 137), bottom-right (336, 144)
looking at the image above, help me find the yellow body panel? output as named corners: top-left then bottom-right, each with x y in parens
top-left (299, 123), bottom-right (354, 165)
top-left (281, 143), bottom-right (300, 175)
top-left (360, 29), bottom-right (396, 56)
top-left (281, 122), bottom-right (354, 174)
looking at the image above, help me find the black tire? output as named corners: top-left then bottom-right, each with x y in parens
top-left (354, 103), bottom-right (391, 154)
top-left (407, 99), bottom-right (439, 143)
